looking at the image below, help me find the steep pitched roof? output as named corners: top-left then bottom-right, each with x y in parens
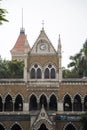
top-left (11, 29), bottom-right (30, 53)
top-left (30, 28), bottom-right (56, 54)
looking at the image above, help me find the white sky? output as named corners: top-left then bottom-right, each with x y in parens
top-left (0, 0), bottom-right (87, 68)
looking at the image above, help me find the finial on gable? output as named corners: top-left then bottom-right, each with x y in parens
top-left (42, 20), bottom-right (44, 30)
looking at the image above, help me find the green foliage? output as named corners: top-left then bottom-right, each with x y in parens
top-left (0, 0), bottom-right (8, 24)
top-left (0, 60), bottom-right (24, 78)
top-left (63, 39), bottom-right (87, 78)
top-left (80, 112), bottom-right (87, 130)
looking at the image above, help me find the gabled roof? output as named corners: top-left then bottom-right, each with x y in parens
top-left (11, 29), bottom-right (30, 53)
top-left (34, 105), bottom-right (52, 125)
top-left (30, 28), bottom-right (56, 54)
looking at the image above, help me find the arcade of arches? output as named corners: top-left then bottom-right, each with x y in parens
top-left (0, 93), bottom-right (86, 112)
top-left (0, 123), bottom-right (78, 130)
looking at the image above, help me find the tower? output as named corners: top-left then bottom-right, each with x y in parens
top-left (10, 28), bottom-right (30, 61)
top-left (10, 9), bottom-right (30, 61)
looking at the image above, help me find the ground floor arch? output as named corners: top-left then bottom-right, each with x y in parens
top-left (64, 123), bottom-right (77, 130)
top-left (38, 124), bottom-right (48, 130)
top-left (33, 119), bottom-right (53, 130)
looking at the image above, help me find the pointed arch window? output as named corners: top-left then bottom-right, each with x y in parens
top-left (84, 95), bottom-right (87, 111)
top-left (73, 95), bottom-right (82, 111)
top-left (4, 95), bottom-right (13, 111)
top-left (63, 94), bottom-right (72, 111)
top-left (29, 95), bottom-right (37, 111)
top-left (30, 68), bottom-right (35, 79)
top-left (11, 124), bottom-right (22, 130)
top-left (0, 96), bottom-right (3, 111)
top-left (51, 68), bottom-right (55, 79)
top-left (40, 95), bottom-right (47, 110)
top-left (49, 95), bottom-right (57, 110)
top-left (44, 64), bottom-right (56, 79)
top-left (30, 64), bottom-right (42, 79)
top-left (37, 68), bottom-right (42, 79)
top-left (14, 95), bottom-right (23, 111)
top-left (45, 68), bottom-right (49, 79)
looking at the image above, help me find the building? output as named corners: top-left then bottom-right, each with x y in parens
top-left (0, 27), bottom-right (87, 130)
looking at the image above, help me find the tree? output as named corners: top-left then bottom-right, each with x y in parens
top-left (0, 60), bottom-right (24, 78)
top-left (0, 0), bottom-right (8, 24)
top-left (80, 112), bottom-right (87, 130)
top-left (8, 60), bottom-right (24, 78)
top-left (64, 39), bottom-right (87, 78)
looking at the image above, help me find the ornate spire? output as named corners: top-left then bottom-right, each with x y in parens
top-left (58, 34), bottom-right (62, 54)
top-left (20, 8), bottom-right (25, 34)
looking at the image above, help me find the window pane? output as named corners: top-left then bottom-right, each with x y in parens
top-left (30, 68), bottom-right (35, 79)
top-left (51, 68), bottom-right (55, 79)
top-left (37, 68), bottom-right (42, 79)
top-left (44, 68), bottom-right (49, 79)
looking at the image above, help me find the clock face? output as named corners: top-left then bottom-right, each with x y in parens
top-left (40, 43), bottom-right (46, 50)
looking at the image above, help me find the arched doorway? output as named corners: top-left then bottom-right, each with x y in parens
top-left (65, 124), bottom-right (76, 130)
top-left (14, 94), bottom-right (23, 111)
top-left (40, 95), bottom-right (47, 110)
top-left (4, 95), bottom-right (13, 111)
top-left (49, 94), bottom-right (57, 111)
top-left (84, 95), bottom-right (87, 111)
top-left (73, 94), bottom-right (82, 111)
top-left (11, 124), bottom-right (22, 130)
top-left (38, 124), bottom-right (48, 130)
top-left (0, 124), bottom-right (5, 130)
top-left (29, 95), bottom-right (37, 111)
top-left (63, 94), bottom-right (72, 111)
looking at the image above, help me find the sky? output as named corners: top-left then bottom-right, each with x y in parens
top-left (0, 0), bottom-right (87, 68)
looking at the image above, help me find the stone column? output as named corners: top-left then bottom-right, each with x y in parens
top-left (82, 99), bottom-right (84, 111)
top-left (58, 101), bottom-right (63, 112)
top-left (23, 103), bottom-right (29, 111)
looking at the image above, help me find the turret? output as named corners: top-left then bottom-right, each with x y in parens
top-left (24, 35), bottom-right (29, 82)
top-left (57, 34), bottom-right (62, 82)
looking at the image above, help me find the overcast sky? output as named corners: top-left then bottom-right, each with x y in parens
top-left (0, 0), bottom-right (87, 68)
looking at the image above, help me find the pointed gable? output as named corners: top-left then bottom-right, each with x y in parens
top-left (34, 105), bottom-right (52, 125)
top-left (30, 28), bottom-right (56, 55)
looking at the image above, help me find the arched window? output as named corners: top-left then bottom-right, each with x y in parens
top-left (38, 124), bottom-right (48, 130)
top-left (40, 95), bottom-right (47, 110)
top-left (84, 95), bottom-right (87, 111)
top-left (30, 68), bottom-right (35, 79)
top-left (73, 95), bottom-right (82, 111)
top-left (44, 68), bottom-right (49, 79)
top-left (4, 95), bottom-right (13, 111)
top-left (44, 64), bottom-right (56, 79)
top-left (65, 124), bottom-right (76, 130)
top-left (63, 94), bottom-right (72, 111)
top-left (14, 95), bottom-right (23, 111)
top-left (30, 64), bottom-right (42, 79)
top-left (0, 96), bottom-right (3, 111)
top-left (37, 68), bottom-right (42, 79)
top-left (0, 124), bottom-right (5, 130)
top-left (29, 95), bottom-right (37, 111)
top-left (49, 95), bottom-right (57, 110)
top-left (11, 124), bottom-right (22, 130)
top-left (51, 68), bottom-right (55, 79)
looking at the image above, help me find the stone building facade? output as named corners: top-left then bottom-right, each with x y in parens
top-left (0, 27), bottom-right (87, 130)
